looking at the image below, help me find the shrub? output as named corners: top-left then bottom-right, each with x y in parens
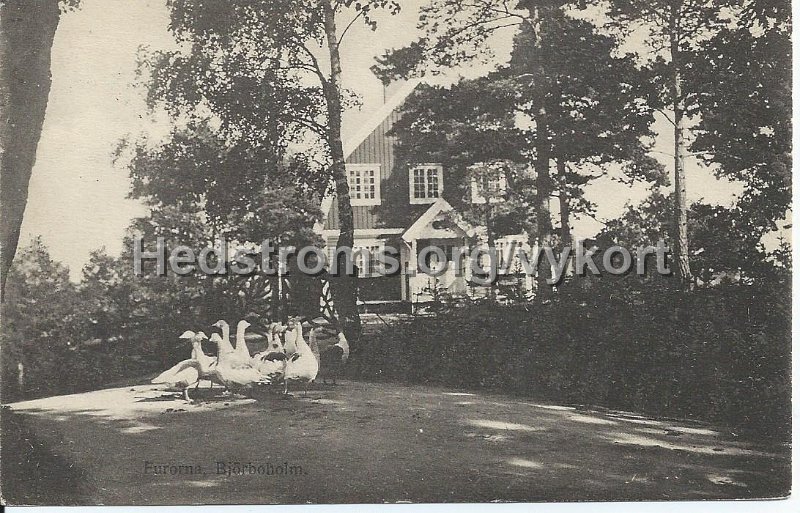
top-left (348, 279), bottom-right (791, 441)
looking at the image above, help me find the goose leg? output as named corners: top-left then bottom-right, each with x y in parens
top-left (183, 387), bottom-right (192, 402)
top-left (283, 380), bottom-right (289, 395)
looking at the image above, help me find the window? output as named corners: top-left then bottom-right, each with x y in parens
top-left (347, 164), bottom-right (381, 206)
top-left (354, 244), bottom-right (383, 277)
top-left (470, 171), bottom-right (507, 204)
top-left (328, 243), bottom-right (383, 277)
top-left (409, 165), bottom-right (443, 204)
top-left (496, 239), bottom-right (522, 272)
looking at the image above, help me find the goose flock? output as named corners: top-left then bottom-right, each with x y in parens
top-left (151, 317), bottom-right (349, 402)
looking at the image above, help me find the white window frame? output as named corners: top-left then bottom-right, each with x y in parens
top-left (347, 164), bottom-right (381, 206)
top-left (495, 238), bottom-right (523, 273)
top-left (409, 164), bottom-right (444, 205)
top-left (326, 240), bottom-right (385, 277)
top-left (470, 172), bottom-right (507, 204)
top-left (353, 241), bottom-right (385, 278)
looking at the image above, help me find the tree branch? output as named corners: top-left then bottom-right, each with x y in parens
top-left (654, 107), bottom-right (676, 126)
top-left (286, 36), bottom-right (329, 87)
top-left (294, 116), bottom-right (329, 137)
top-left (338, 9), bottom-right (364, 47)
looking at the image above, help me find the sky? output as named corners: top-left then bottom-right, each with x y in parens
top-left (20, 0), bottom-right (750, 280)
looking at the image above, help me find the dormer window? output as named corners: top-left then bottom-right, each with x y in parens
top-left (470, 172), bottom-right (507, 204)
top-left (348, 164), bottom-right (381, 206)
top-left (409, 164), bottom-right (443, 204)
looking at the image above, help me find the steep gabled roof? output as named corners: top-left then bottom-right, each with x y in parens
top-left (343, 80), bottom-right (421, 156)
top-left (402, 198), bottom-right (473, 243)
top-left (314, 80), bottom-right (422, 234)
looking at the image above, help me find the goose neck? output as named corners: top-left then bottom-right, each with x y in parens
top-left (294, 326), bottom-right (310, 352)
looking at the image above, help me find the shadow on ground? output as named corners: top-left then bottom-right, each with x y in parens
top-left (1, 406), bottom-right (92, 504)
top-left (1, 380), bottom-right (791, 505)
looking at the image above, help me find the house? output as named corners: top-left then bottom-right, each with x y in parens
top-left (315, 81), bottom-right (534, 307)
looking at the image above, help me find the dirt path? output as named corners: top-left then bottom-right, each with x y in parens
top-left (2, 380), bottom-right (790, 505)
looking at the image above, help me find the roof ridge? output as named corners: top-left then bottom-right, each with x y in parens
top-left (343, 79), bottom-right (422, 156)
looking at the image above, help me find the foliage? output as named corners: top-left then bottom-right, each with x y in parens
top-left (2, 239), bottom-right (92, 401)
top-left (687, 0), bottom-right (791, 232)
top-left (596, 192), bottom-right (789, 286)
top-left (141, 0), bottom-right (399, 198)
top-left (374, 1), bottom-right (668, 297)
top-left (372, 0), bottom-right (579, 78)
top-left (135, 0), bottom-right (404, 343)
top-left (120, 123), bottom-right (321, 247)
top-left (349, 276), bottom-right (791, 441)
top-left (388, 12), bottom-right (665, 237)
top-left (1, 229), bottom-right (304, 402)
top-left (602, 0), bottom-right (737, 284)
top-left (506, 13), bottom-right (662, 182)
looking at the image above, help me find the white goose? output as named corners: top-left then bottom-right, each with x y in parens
top-left (234, 319), bottom-right (252, 361)
top-left (183, 330), bottom-right (219, 390)
top-left (151, 331), bottom-right (202, 401)
top-left (252, 323), bottom-right (287, 383)
top-left (283, 318), bottom-right (319, 395)
top-left (186, 330), bottom-right (206, 360)
top-left (212, 320), bottom-right (235, 353)
top-left (151, 360), bottom-right (200, 401)
top-left (210, 332), bottom-right (261, 392)
top-left (281, 321), bottom-right (297, 356)
top-left (252, 322), bottom-right (280, 359)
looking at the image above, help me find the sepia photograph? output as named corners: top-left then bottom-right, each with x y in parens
top-left (0, 0), bottom-right (793, 507)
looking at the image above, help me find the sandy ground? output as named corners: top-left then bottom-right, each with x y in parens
top-left (1, 380), bottom-right (790, 505)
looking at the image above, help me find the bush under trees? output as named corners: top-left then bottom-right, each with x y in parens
top-left (348, 276), bottom-right (791, 441)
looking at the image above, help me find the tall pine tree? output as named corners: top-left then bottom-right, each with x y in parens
top-left (600, 0), bottom-right (736, 287)
top-left (375, 2), bottom-right (664, 290)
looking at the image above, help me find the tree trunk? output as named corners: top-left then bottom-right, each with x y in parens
top-left (322, 0), bottom-right (361, 345)
top-left (556, 159), bottom-right (573, 279)
top-left (670, 35), bottom-right (694, 288)
top-left (520, 4), bottom-right (555, 297)
top-left (556, 159), bottom-right (571, 245)
top-left (484, 197), bottom-right (496, 302)
top-left (534, 108), bottom-right (553, 295)
top-left (0, 0), bottom-right (61, 300)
